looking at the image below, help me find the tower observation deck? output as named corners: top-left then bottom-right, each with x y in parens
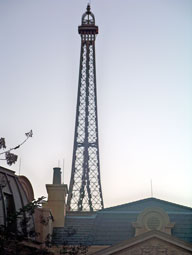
top-left (67, 5), bottom-right (104, 211)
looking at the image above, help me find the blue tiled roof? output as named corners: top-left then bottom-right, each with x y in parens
top-left (53, 198), bottom-right (192, 246)
top-left (101, 197), bottom-right (192, 213)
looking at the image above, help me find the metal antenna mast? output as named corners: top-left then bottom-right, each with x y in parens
top-left (67, 4), bottom-right (104, 211)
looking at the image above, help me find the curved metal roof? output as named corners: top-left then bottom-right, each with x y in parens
top-left (0, 166), bottom-right (35, 229)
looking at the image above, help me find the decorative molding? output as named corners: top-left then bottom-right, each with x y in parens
top-left (133, 207), bottom-right (175, 236)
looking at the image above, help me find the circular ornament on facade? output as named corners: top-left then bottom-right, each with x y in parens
top-left (132, 206), bottom-right (174, 236)
top-left (146, 213), bottom-right (161, 230)
top-left (143, 211), bottom-right (163, 231)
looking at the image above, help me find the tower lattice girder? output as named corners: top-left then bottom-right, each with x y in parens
top-left (67, 5), bottom-right (104, 211)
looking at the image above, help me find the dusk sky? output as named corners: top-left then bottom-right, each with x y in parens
top-left (0, 0), bottom-right (192, 208)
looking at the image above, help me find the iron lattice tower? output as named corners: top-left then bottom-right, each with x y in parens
top-left (67, 5), bottom-right (104, 211)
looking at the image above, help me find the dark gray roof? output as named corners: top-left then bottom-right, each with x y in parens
top-left (0, 166), bottom-right (34, 231)
top-left (53, 198), bottom-right (192, 246)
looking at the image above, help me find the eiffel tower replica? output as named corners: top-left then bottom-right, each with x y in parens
top-left (67, 4), bottom-right (104, 211)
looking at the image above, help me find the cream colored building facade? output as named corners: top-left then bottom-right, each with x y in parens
top-left (1, 166), bottom-right (192, 254)
top-left (45, 168), bottom-right (192, 254)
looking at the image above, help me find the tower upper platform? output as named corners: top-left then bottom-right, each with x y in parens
top-left (78, 4), bottom-right (98, 35)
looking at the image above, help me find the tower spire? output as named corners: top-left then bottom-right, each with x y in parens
top-left (67, 6), bottom-right (104, 211)
top-left (87, 3), bottom-right (91, 12)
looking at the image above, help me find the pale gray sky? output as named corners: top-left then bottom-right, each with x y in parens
top-left (0, 0), bottom-right (192, 208)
